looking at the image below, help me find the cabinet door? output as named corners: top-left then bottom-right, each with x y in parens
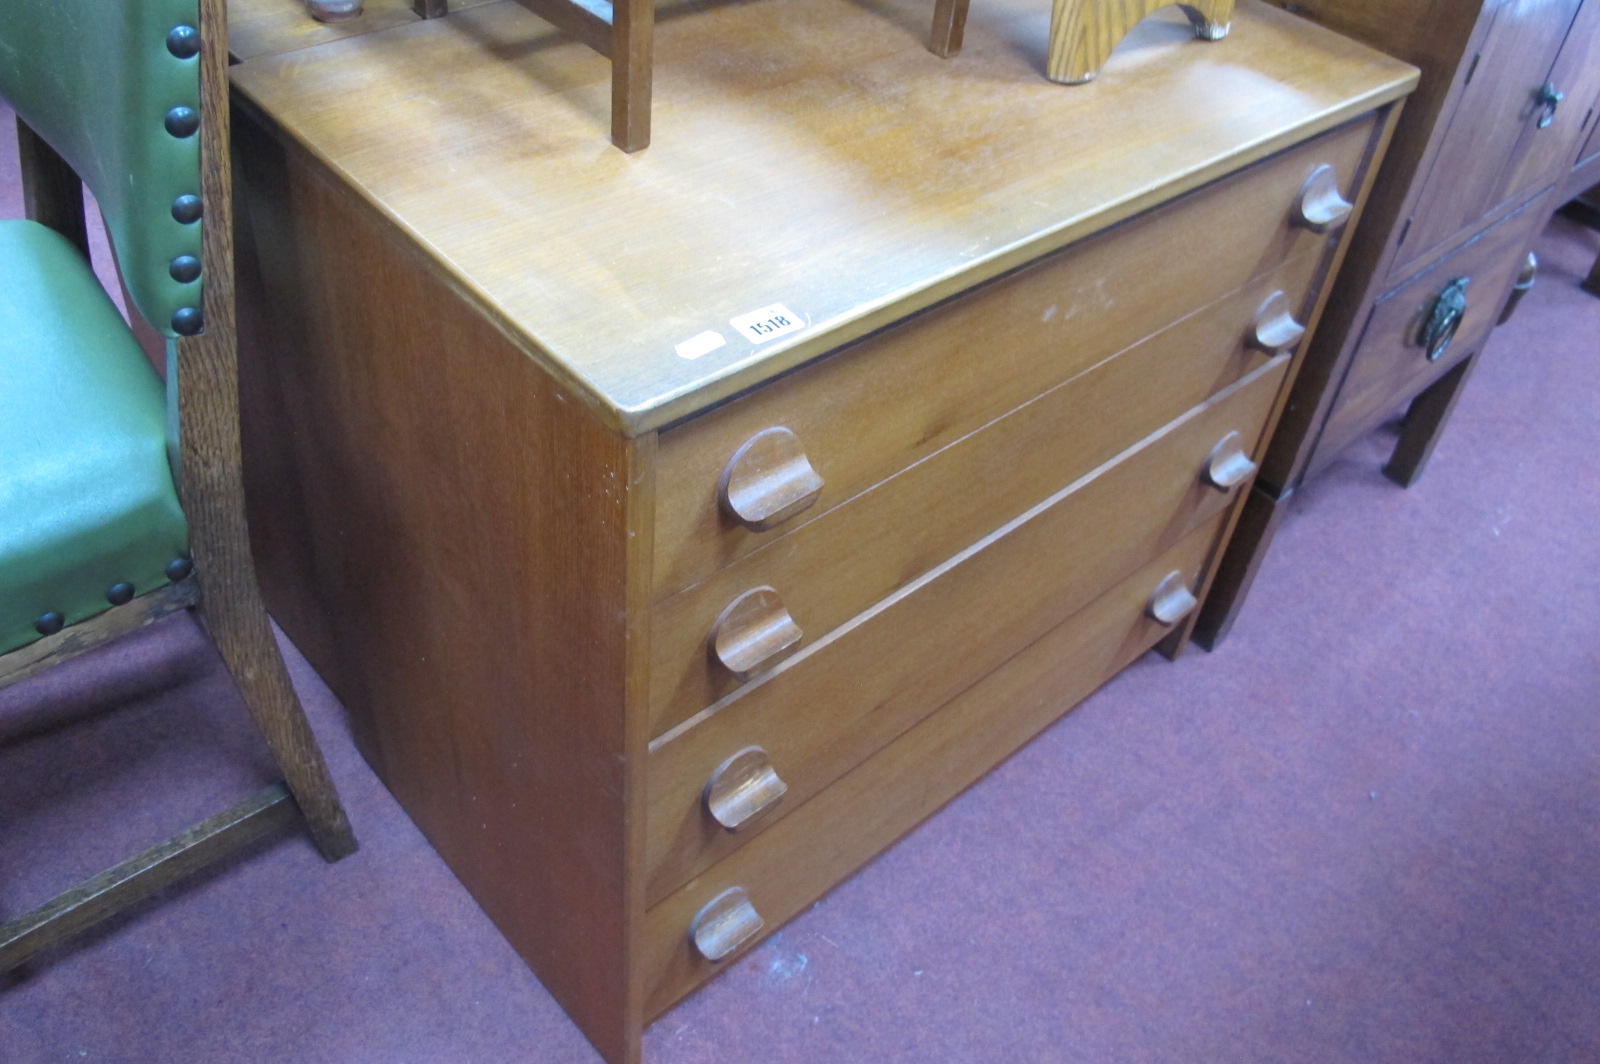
top-left (1400, 0), bottom-right (1583, 262)
top-left (1497, 0), bottom-right (1600, 203)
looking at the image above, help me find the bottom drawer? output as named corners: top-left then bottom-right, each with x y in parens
top-left (1312, 197), bottom-right (1547, 469)
top-left (640, 514), bottom-right (1228, 1020)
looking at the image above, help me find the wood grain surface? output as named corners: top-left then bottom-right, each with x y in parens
top-left (234, 113), bottom-right (650, 1064)
top-left (649, 116), bottom-right (1370, 599)
top-left (644, 356), bottom-right (1288, 903)
top-left (639, 515), bottom-right (1228, 1017)
top-left (229, 0), bottom-right (1413, 434)
top-left (645, 253), bottom-right (1317, 738)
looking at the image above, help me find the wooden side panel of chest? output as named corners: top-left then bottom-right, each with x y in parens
top-left (232, 109), bottom-right (655, 1064)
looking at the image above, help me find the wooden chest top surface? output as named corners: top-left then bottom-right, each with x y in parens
top-left (229, 0), bottom-right (1413, 434)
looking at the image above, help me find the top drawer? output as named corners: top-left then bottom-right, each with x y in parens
top-left (651, 115), bottom-right (1375, 600)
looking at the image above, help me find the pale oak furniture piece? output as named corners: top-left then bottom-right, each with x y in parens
top-left (932, 0), bottom-right (1235, 83)
top-left (0, 0), bottom-right (355, 971)
top-left (1196, 0), bottom-right (1600, 647)
top-left (225, 1), bottom-right (1414, 1059)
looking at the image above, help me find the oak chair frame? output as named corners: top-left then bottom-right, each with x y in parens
top-left (0, 0), bottom-right (356, 972)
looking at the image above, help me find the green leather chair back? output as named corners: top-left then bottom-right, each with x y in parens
top-left (0, 0), bottom-right (204, 338)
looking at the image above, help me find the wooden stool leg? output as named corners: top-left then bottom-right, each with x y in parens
top-left (1047, 0), bottom-right (1234, 84)
top-left (1190, 482), bottom-right (1292, 652)
top-left (305, 0), bottom-right (365, 22)
top-left (15, 117), bottom-right (90, 260)
top-left (930, 0), bottom-right (971, 57)
top-left (1384, 352), bottom-right (1479, 489)
top-left (611, 0), bottom-right (653, 152)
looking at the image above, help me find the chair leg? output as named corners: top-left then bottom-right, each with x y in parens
top-left (177, 327), bottom-right (356, 862)
top-left (14, 117), bottom-right (90, 260)
top-left (0, 785), bottom-right (298, 973)
top-left (1584, 246), bottom-right (1600, 298)
top-left (414, 0), bottom-right (448, 15)
top-left (611, 0), bottom-right (654, 152)
top-left (1383, 352), bottom-right (1479, 489)
top-left (189, 533), bottom-right (358, 862)
top-left (930, 0), bottom-right (971, 57)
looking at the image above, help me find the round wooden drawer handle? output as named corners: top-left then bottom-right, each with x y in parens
top-left (1147, 571), bottom-right (1198, 628)
top-left (704, 746), bottom-right (789, 832)
top-left (719, 427), bottom-right (825, 532)
top-left (1294, 164), bottom-right (1353, 234)
top-left (709, 586), bottom-right (804, 681)
top-left (1248, 290), bottom-right (1307, 355)
top-left (689, 887), bottom-right (765, 962)
top-left (1203, 431), bottom-right (1257, 492)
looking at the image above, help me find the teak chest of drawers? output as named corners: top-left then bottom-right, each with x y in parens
top-left (227, 1), bottom-right (1414, 1060)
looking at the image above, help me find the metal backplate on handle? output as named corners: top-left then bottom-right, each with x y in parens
top-left (1419, 277), bottom-right (1470, 362)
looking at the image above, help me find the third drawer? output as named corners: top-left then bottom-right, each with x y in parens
top-left (644, 352), bottom-right (1290, 904)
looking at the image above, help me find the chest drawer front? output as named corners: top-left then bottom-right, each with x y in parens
top-left (1314, 195), bottom-right (1546, 468)
top-left (646, 253), bottom-right (1323, 738)
top-left (651, 116), bottom-right (1375, 601)
top-left (640, 514), bottom-right (1228, 1019)
top-left (643, 355), bottom-right (1289, 903)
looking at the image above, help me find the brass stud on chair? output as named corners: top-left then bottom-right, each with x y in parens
top-left (165, 107), bottom-right (199, 139)
top-left (106, 582), bottom-right (136, 606)
top-left (34, 612), bottom-right (66, 637)
top-left (166, 25), bottom-right (200, 59)
top-left (166, 558), bottom-right (195, 582)
top-left (172, 307), bottom-right (203, 335)
top-left (171, 195), bottom-right (202, 224)
top-left (169, 256), bottom-right (201, 284)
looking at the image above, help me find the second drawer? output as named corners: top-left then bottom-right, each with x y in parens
top-left (644, 353), bottom-right (1290, 903)
top-left (647, 253), bottom-right (1323, 737)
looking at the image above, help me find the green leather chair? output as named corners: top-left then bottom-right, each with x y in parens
top-left (1, 0), bottom-right (356, 970)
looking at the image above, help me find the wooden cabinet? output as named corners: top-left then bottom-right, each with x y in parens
top-left (227, 1), bottom-right (1412, 1061)
top-left (1197, 0), bottom-right (1600, 648)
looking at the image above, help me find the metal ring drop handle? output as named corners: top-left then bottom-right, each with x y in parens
top-left (1420, 277), bottom-right (1469, 362)
top-left (1535, 82), bottom-right (1565, 129)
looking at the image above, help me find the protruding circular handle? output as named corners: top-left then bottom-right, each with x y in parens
top-left (704, 746), bottom-right (789, 832)
top-left (1147, 571), bottom-right (1198, 627)
top-left (1203, 431), bottom-right (1257, 492)
top-left (719, 427), bottom-right (825, 532)
top-left (689, 887), bottom-right (764, 962)
top-left (1535, 82), bottom-right (1564, 129)
top-left (1294, 164), bottom-right (1353, 234)
top-left (708, 586), bottom-right (803, 681)
top-left (1418, 277), bottom-right (1470, 362)
top-left (1248, 290), bottom-right (1307, 355)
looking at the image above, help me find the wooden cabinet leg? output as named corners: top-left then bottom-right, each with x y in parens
top-left (1383, 352), bottom-right (1479, 489)
top-left (930, 0), bottom-right (970, 57)
top-left (611, 0), bottom-right (653, 152)
top-left (1189, 482), bottom-right (1292, 652)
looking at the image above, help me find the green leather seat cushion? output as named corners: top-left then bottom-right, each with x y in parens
top-left (0, 220), bottom-right (188, 655)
